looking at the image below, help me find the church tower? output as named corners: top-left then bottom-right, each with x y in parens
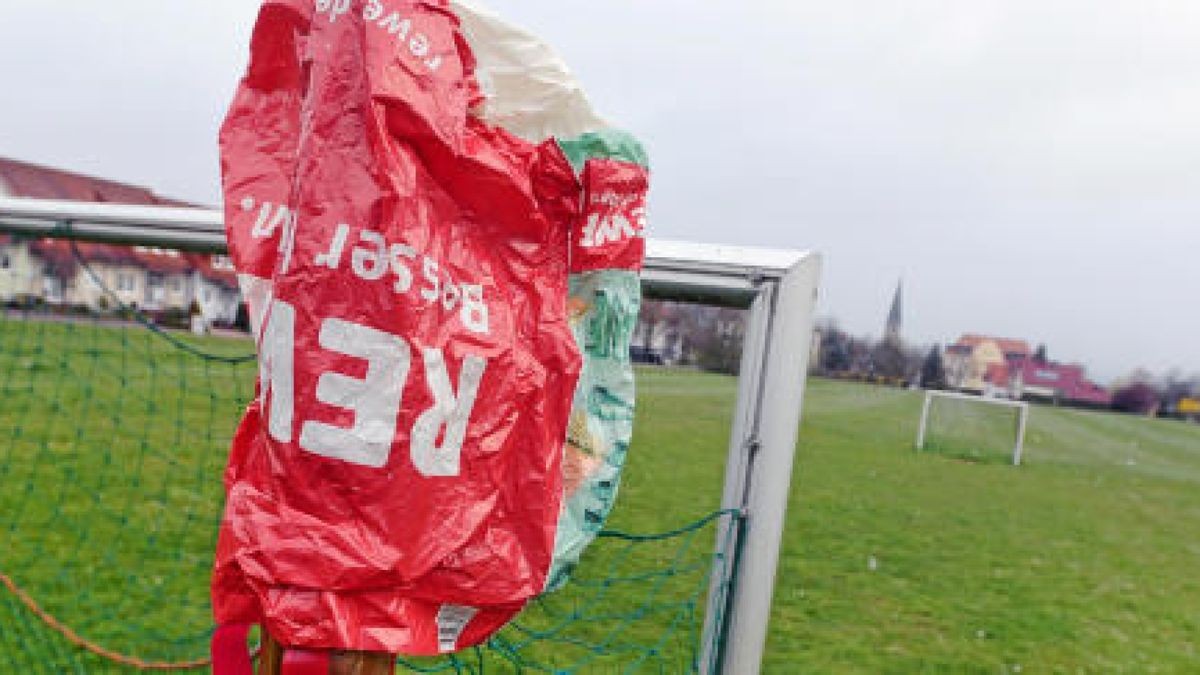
top-left (885, 280), bottom-right (902, 345)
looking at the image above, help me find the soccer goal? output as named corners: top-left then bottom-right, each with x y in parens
top-left (0, 196), bottom-right (820, 675)
top-left (916, 390), bottom-right (1030, 466)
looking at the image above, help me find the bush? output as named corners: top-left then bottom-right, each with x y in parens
top-left (1112, 382), bottom-right (1160, 416)
top-left (156, 307), bottom-right (192, 330)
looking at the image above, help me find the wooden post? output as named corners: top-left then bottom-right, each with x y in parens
top-left (256, 633), bottom-right (283, 675)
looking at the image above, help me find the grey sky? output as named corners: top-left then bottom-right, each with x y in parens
top-left (1, 1), bottom-right (1196, 380)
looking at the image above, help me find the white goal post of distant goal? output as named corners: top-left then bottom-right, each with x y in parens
top-left (916, 390), bottom-right (1031, 466)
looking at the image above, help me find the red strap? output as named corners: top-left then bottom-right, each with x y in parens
top-left (210, 624), bottom-right (254, 675)
top-left (281, 648), bottom-right (332, 675)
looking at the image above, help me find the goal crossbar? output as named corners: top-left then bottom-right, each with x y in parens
top-left (0, 196), bottom-right (821, 674)
top-left (916, 390), bottom-right (1030, 466)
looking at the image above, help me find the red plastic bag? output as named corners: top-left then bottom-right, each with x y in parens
top-left (212, 0), bottom-right (583, 655)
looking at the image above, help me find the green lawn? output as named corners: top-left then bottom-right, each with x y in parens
top-left (2, 316), bottom-right (1199, 672)
top-left (771, 379), bottom-right (1200, 673)
top-left (0, 315), bottom-right (255, 673)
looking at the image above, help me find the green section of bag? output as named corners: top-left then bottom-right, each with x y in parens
top-left (547, 269), bottom-right (642, 592)
top-left (558, 129), bottom-right (650, 171)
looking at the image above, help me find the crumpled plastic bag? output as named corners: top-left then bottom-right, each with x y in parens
top-left (213, 0), bottom-right (646, 657)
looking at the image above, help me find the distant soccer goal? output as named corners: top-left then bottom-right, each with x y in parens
top-left (916, 391), bottom-right (1030, 466)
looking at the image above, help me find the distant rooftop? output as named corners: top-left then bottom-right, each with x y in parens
top-left (954, 334), bottom-right (1033, 357)
top-left (0, 156), bottom-right (193, 207)
top-left (0, 157), bottom-right (232, 287)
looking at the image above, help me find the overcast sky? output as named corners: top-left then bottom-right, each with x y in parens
top-left (1, 1), bottom-right (1196, 380)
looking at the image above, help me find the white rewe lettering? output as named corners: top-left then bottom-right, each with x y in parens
top-left (581, 210), bottom-right (642, 249)
top-left (410, 349), bottom-right (487, 478)
top-left (581, 213), bottom-right (597, 248)
top-left (607, 213), bottom-right (638, 244)
top-left (257, 300), bottom-right (489, 474)
top-left (299, 319), bottom-right (411, 469)
top-left (260, 300), bottom-right (296, 443)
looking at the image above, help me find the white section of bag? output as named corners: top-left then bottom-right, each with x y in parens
top-left (436, 604), bottom-right (479, 653)
top-left (451, 0), bottom-right (607, 142)
top-left (237, 273), bottom-right (274, 340)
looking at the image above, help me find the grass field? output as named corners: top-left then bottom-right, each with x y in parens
top-left (771, 380), bottom-right (1200, 673)
top-left (2, 316), bottom-right (1200, 672)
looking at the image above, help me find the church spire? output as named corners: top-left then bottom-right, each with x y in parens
top-left (885, 280), bottom-right (902, 344)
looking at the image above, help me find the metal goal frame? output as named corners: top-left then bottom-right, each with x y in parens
top-left (916, 390), bottom-right (1030, 466)
top-left (0, 196), bottom-right (822, 674)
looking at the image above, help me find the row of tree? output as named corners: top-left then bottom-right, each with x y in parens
top-left (1108, 371), bottom-right (1200, 416)
top-left (815, 318), bottom-right (1200, 418)
top-left (635, 308), bottom-right (940, 382)
top-left (815, 319), bottom-right (934, 384)
top-left (634, 300), bottom-right (747, 374)
top-left (636, 309), bottom-right (1199, 420)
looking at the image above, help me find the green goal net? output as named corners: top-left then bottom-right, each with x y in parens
top-left (0, 243), bottom-right (742, 674)
top-left (919, 392), bottom-right (1028, 466)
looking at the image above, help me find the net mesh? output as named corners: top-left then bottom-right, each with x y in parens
top-left (0, 241), bottom-right (740, 674)
top-left (923, 394), bottom-right (1024, 465)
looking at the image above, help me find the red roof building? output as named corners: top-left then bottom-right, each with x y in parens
top-left (981, 356), bottom-right (1111, 406)
top-left (0, 157), bottom-right (241, 326)
top-left (0, 156), bottom-right (192, 207)
top-left (947, 332), bottom-right (1110, 406)
top-left (944, 334), bottom-right (1033, 392)
top-left (955, 334), bottom-right (1033, 360)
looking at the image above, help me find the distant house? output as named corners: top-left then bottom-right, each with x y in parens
top-left (0, 157), bottom-right (242, 327)
top-left (27, 240), bottom-right (190, 311)
top-left (190, 254), bottom-right (241, 326)
top-left (945, 333), bottom-right (1110, 406)
top-left (136, 248), bottom-right (196, 312)
top-left (631, 311), bottom-right (688, 366)
top-left (0, 233), bottom-right (40, 302)
top-left (944, 334), bottom-right (1032, 392)
top-left (984, 358), bottom-right (1111, 407)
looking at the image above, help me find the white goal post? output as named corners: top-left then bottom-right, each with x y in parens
top-left (916, 390), bottom-right (1030, 466)
top-left (0, 196), bottom-right (822, 674)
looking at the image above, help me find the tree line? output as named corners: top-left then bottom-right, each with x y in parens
top-left (636, 307), bottom-right (1199, 421)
